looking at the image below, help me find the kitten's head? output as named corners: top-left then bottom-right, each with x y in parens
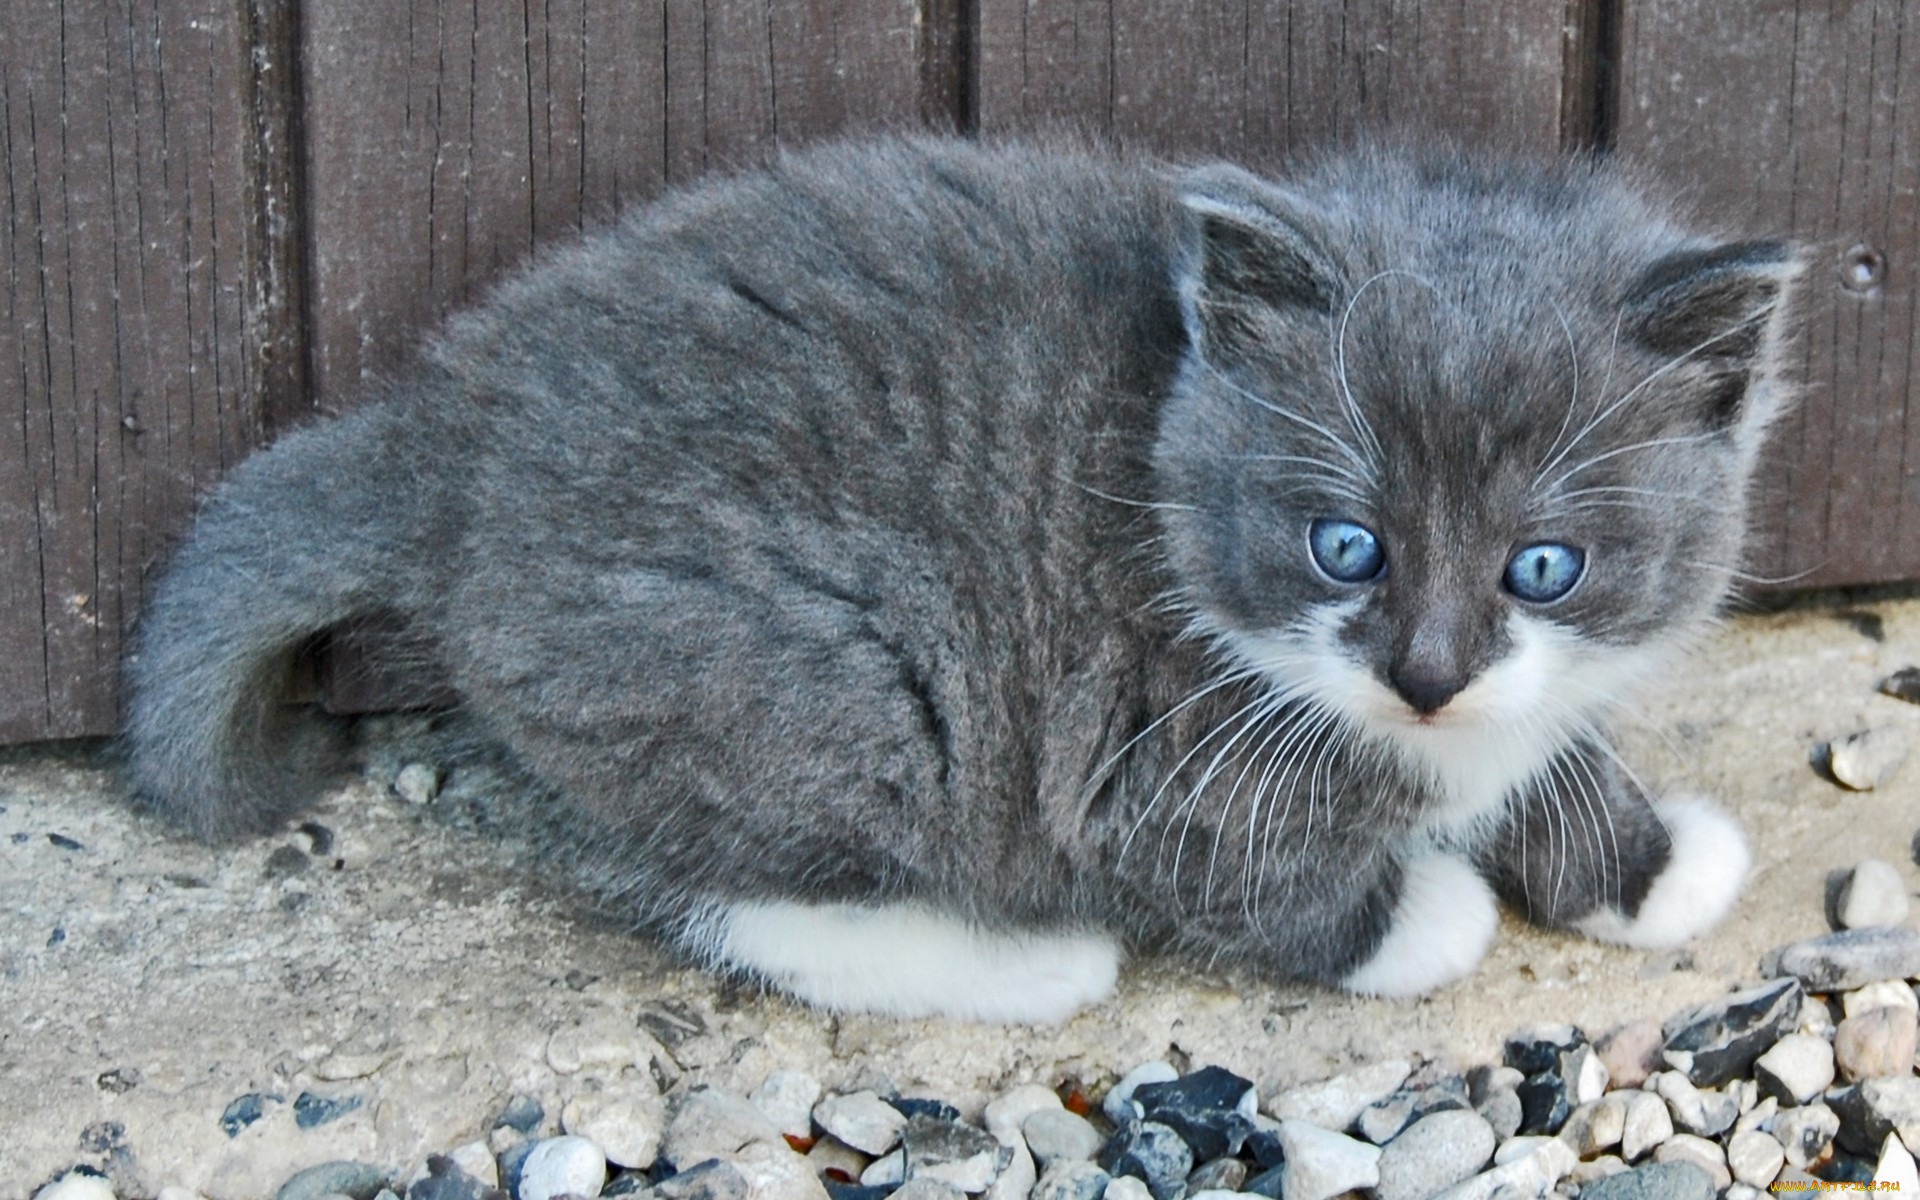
top-left (1153, 149), bottom-right (1799, 816)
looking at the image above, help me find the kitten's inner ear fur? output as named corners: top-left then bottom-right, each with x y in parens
top-left (1177, 164), bottom-right (1342, 356)
top-left (1622, 240), bottom-right (1801, 430)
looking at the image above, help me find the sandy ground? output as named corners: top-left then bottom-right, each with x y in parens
top-left (4, 592), bottom-right (1919, 1198)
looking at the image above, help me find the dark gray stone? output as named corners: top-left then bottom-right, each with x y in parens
top-left (901, 1114), bottom-right (1006, 1191)
top-left (293, 1089), bottom-right (364, 1129)
top-left (1762, 927), bottom-right (1920, 991)
top-left (495, 1094), bottom-right (545, 1135)
top-left (1660, 977), bottom-right (1802, 1087)
top-left (1828, 1076), bottom-right (1920, 1156)
top-left (220, 1092), bottom-right (278, 1138)
top-left (1096, 1120), bottom-right (1194, 1200)
top-left (1575, 1161), bottom-right (1714, 1200)
top-left (1514, 1071), bottom-right (1570, 1135)
top-left (1502, 1025), bottom-right (1586, 1076)
top-left (275, 1161), bottom-right (391, 1200)
top-left (1242, 1166), bottom-right (1285, 1199)
top-left (406, 1156), bottom-right (505, 1200)
top-left (655, 1159), bottom-right (750, 1200)
top-left (1132, 1066), bottom-right (1255, 1161)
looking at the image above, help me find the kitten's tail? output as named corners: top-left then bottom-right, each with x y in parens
top-left (126, 401), bottom-right (438, 840)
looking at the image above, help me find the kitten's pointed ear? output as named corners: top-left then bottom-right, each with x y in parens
top-left (1176, 164), bottom-right (1342, 357)
top-left (1623, 240), bottom-right (1802, 430)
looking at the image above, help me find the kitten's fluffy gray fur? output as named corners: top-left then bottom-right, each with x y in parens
top-left (126, 137), bottom-right (1798, 1021)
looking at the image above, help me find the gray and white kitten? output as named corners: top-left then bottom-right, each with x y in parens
top-left (127, 138), bottom-right (1797, 1023)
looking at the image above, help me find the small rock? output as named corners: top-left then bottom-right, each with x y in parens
top-left (751, 1071), bottom-right (822, 1140)
top-left (1030, 1161), bottom-right (1107, 1200)
top-left (1649, 1072), bottom-right (1737, 1138)
top-left (1723, 1185), bottom-right (1765, 1200)
top-left (1103, 1063), bottom-right (1180, 1127)
top-left (814, 1091), bottom-right (908, 1156)
top-left (517, 1137), bottom-right (607, 1200)
top-left (1492, 1135), bottom-right (1555, 1166)
top-left (1275, 1120), bottom-right (1381, 1200)
top-left (1095, 1122), bottom-right (1191, 1200)
top-left (1594, 1020), bottom-right (1665, 1091)
top-left (393, 762), bottom-right (441, 805)
top-left (405, 1154), bottom-right (493, 1200)
top-left (1241, 1166), bottom-right (1285, 1199)
top-left (1880, 667), bottom-right (1920, 703)
top-left (983, 1084), bottom-right (1063, 1143)
top-left (293, 1090), bottom-right (364, 1129)
top-left (1876, 1131), bottom-right (1920, 1189)
top-left (1829, 1076), bottom-right (1920, 1156)
top-left (221, 1092), bottom-right (277, 1138)
top-left (563, 1092), bottom-right (664, 1170)
top-left (984, 1140), bottom-right (1035, 1200)
top-left (1514, 1070), bottom-right (1571, 1135)
top-left (1733, 1095), bottom-right (1778, 1138)
top-left (442, 1143), bottom-right (499, 1190)
top-left (663, 1088), bottom-right (783, 1167)
top-left (1620, 1090), bottom-right (1672, 1162)
top-left (1652, 1134), bottom-right (1731, 1189)
top-left (1575, 1161), bottom-right (1714, 1200)
top-left (1503, 1026), bottom-right (1586, 1077)
top-left (1354, 1067), bottom-right (1471, 1145)
top-left (1266, 1060), bottom-right (1412, 1130)
top-left (1835, 1005), bottom-right (1920, 1082)
top-left (1824, 728), bottom-right (1909, 790)
top-left (1373, 1109), bottom-right (1495, 1200)
top-left (1132, 1066), bottom-right (1256, 1160)
top-left (1726, 1128), bottom-right (1786, 1188)
top-left (1184, 1157), bottom-right (1246, 1192)
top-left (1102, 1177), bottom-right (1152, 1200)
top-left (655, 1160), bottom-right (750, 1200)
top-left (894, 1098), bottom-right (964, 1123)
top-left (729, 1141), bottom-right (830, 1200)
top-left (1763, 926), bottom-right (1920, 991)
top-left (806, 1135), bottom-right (868, 1180)
top-left (1566, 1155), bottom-right (1628, 1184)
top-left (1660, 978), bottom-right (1802, 1087)
top-left (33, 1174), bottom-right (118, 1200)
top-left (1753, 1032), bottom-right (1836, 1104)
top-left (860, 1150), bottom-right (905, 1188)
top-left (1428, 1137), bottom-right (1575, 1200)
top-left (1023, 1109), bottom-right (1104, 1167)
top-left (1556, 1094), bottom-right (1626, 1158)
top-left (1834, 858), bottom-right (1913, 929)
top-left (495, 1094), bottom-right (545, 1135)
top-left (902, 1114), bottom-right (1006, 1193)
top-left (1845, 979), bottom-right (1920, 1018)
top-left (1773, 1103), bottom-right (1840, 1170)
top-left (545, 1015), bottom-right (669, 1076)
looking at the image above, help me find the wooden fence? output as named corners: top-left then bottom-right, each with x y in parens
top-left (3, 0), bottom-right (1916, 744)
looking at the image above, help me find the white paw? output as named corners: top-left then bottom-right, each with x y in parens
top-left (1574, 795), bottom-right (1750, 949)
top-left (1343, 853), bottom-right (1499, 997)
top-left (690, 901), bottom-right (1120, 1024)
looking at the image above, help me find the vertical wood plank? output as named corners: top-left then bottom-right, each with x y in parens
top-left (974, 0), bottom-right (1571, 164)
top-left (0, 0), bottom-right (298, 742)
top-left (1616, 0), bottom-right (1920, 587)
top-left (303, 0), bottom-right (928, 413)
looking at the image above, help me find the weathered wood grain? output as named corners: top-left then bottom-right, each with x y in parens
top-left (1616, 0), bottom-right (1920, 587)
top-left (973, 0), bottom-right (1572, 162)
top-left (0, 0), bottom-right (301, 743)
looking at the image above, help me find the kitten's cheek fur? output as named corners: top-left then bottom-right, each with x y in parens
top-left (1341, 854), bottom-right (1500, 997)
top-left (691, 901), bottom-right (1121, 1024)
top-left (1574, 796), bottom-right (1751, 948)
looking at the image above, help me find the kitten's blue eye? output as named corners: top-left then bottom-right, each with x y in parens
top-left (1504, 543), bottom-right (1586, 603)
top-left (1308, 519), bottom-right (1386, 583)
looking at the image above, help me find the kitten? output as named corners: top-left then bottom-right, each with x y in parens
top-left (126, 137), bottom-right (1797, 1023)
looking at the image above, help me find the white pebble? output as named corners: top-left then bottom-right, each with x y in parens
top-left (1846, 979), bottom-right (1920, 1018)
top-left (32, 1175), bottom-right (116, 1200)
top-left (1839, 858), bottom-right (1913, 928)
top-left (1493, 1135), bottom-right (1555, 1166)
top-left (1277, 1119), bottom-right (1382, 1199)
top-left (751, 1070), bottom-right (823, 1139)
top-left (815, 1090), bottom-right (906, 1155)
top-left (518, 1136), bottom-right (607, 1200)
top-left (983, 1082), bottom-right (1063, 1142)
top-left (1654, 1133), bottom-right (1732, 1189)
top-left (860, 1148), bottom-right (905, 1187)
top-left (1430, 1137), bottom-right (1576, 1200)
top-left (1727, 1128), bottom-right (1786, 1188)
top-left (563, 1091), bottom-right (664, 1169)
top-left (1876, 1132), bottom-right (1920, 1189)
top-left (1621, 1089), bottom-right (1673, 1162)
top-left (984, 1139), bottom-right (1037, 1200)
top-left (1102, 1178), bottom-right (1152, 1200)
top-left (1827, 729), bottom-right (1910, 790)
top-left (1102, 1061), bottom-right (1179, 1126)
top-left (1754, 1033), bottom-right (1835, 1105)
top-left (732, 1142), bottom-right (830, 1200)
top-left (1266, 1059), bottom-right (1413, 1131)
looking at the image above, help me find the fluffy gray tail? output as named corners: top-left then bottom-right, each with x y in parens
top-left (126, 402), bottom-right (433, 840)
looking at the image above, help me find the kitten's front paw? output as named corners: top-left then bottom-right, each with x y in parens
top-left (1575, 796), bottom-right (1750, 949)
top-left (1343, 853), bottom-right (1499, 997)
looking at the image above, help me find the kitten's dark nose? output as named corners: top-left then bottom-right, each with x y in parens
top-left (1389, 663), bottom-right (1466, 715)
